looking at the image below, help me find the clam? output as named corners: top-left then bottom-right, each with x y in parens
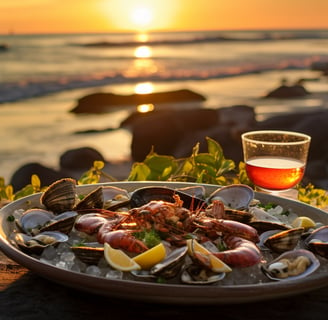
top-left (17, 209), bottom-right (55, 235)
top-left (249, 206), bottom-right (290, 233)
top-left (150, 246), bottom-right (188, 279)
top-left (261, 249), bottom-right (320, 281)
top-left (13, 231), bottom-right (68, 254)
top-left (40, 178), bottom-right (77, 214)
top-left (130, 186), bottom-right (206, 211)
top-left (41, 211), bottom-right (78, 234)
top-left (250, 206), bottom-right (283, 223)
top-left (17, 208), bottom-right (77, 235)
top-left (304, 225), bottom-right (328, 259)
top-left (71, 242), bottom-right (104, 265)
top-left (75, 186), bottom-right (104, 211)
top-left (262, 227), bottom-right (304, 253)
top-left (181, 264), bottom-right (225, 285)
top-left (102, 186), bottom-right (130, 211)
top-left (206, 184), bottom-right (254, 210)
top-left (250, 220), bottom-right (290, 233)
top-left (176, 186), bottom-right (206, 199)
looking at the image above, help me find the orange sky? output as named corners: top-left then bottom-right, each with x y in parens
top-left (1, 0), bottom-right (328, 34)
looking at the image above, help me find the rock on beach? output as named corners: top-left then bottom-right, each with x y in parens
top-left (70, 89), bottom-right (206, 114)
top-left (9, 85), bottom-right (328, 191)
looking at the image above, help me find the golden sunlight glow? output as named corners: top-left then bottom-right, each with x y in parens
top-left (134, 82), bottom-right (154, 94)
top-left (136, 33), bottom-right (149, 43)
top-left (131, 7), bottom-right (153, 28)
top-left (134, 46), bottom-right (152, 58)
top-left (103, 0), bottom-right (180, 32)
top-left (1, 1), bottom-right (328, 34)
top-left (137, 103), bottom-right (155, 113)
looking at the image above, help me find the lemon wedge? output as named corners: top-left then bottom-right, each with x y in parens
top-left (104, 243), bottom-right (141, 271)
top-left (132, 243), bottom-right (166, 270)
top-left (292, 216), bottom-right (316, 230)
top-left (186, 239), bottom-right (232, 273)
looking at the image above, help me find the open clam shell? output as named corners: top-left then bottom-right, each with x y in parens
top-left (150, 246), bottom-right (188, 279)
top-left (41, 211), bottom-right (78, 234)
top-left (17, 209), bottom-right (55, 235)
top-left (18, 209), bottom-right (78, 235)
top-left (181, 264), bottom-right (225, 285)
top-left (13, 231), bottom-right (68, 255)
top-left (206, 184), bottom-right (254, 210)
top-left (304, 225), bottom-right (328, 259)
top-left (102, 186), bottom-right (131, 210)
top-left (261, 249), bottom-right (320, 281)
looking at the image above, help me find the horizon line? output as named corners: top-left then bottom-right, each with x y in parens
top-left (1, 27), bottom-right (328, 36)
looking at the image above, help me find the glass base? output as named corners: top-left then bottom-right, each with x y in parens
top-left (254, 186), bottom-right (298, 200)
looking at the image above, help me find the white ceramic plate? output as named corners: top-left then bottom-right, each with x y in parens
top-left (0, 181), bottom-right (327, 304)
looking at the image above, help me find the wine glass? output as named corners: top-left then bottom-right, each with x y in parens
top-left (241, 130), bottom-right (311, 194)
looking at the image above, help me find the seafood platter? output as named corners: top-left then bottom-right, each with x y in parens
top-left (0, 180), bottom-right (327, 304)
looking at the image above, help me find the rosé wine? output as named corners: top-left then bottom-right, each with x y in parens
top-left (246, 156), bottom-right (305, 191)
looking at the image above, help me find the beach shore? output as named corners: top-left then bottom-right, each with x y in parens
top-left (1, 69), bottom-right (328, 186)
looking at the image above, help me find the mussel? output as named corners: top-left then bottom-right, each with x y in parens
top-left (261, 249), bottom-right (320, 281)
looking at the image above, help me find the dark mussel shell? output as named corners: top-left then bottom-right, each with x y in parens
top-left (304, 225), bottom-right (328, 259)
top-left (130, 186), bottom-right (206, 211)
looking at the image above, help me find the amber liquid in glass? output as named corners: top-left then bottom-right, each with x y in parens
top-left (246, 156), bottom-right (305, 191)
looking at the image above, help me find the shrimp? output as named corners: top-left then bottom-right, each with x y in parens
top-left (212, 235), bottom-right (262, 268)
top-left (97, 228), bottom-right (148, 253)
top-left (193, 217), bottom-right (260, 243)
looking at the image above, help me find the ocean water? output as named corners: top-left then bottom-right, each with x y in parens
top-left (1, 30), bottom-right (328, 182)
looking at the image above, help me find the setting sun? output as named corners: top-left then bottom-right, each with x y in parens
top-left (1, 1), bottom-right (328, 34)
top-left (131, 7), bottom-right (153, 29)
top-left (102, 0), bottom-right (180, 32)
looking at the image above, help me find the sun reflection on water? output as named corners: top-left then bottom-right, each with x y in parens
top-left (134, 82), bottom-right (154, 94)
top-left (134, 45), bottom-right (152, 58)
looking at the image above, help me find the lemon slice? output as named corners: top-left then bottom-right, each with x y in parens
top-left (186, 239), bottom-right (232, 273)
top-left (104, 243), bottom-right (141, 271)
top-left (292, 216), bottom-right (316, 230)
top-left (132, 243), bottom-right (166, 270)
top-left (187, 238), bottom-right (210, 256)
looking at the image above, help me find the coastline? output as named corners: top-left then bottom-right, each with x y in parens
top-left (1, 69), bottom-right (328, 185)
